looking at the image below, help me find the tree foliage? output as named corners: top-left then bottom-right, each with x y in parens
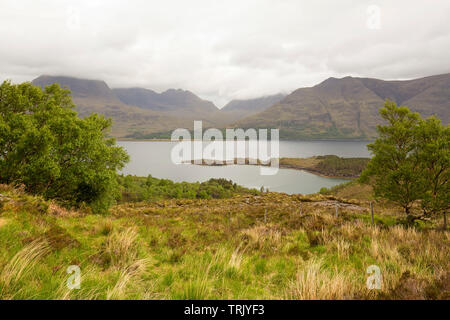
top-left (361, 100), bottom-right (449, 224)
top-left (314, 155), bottom-right (369, 177)
top-left (0, 80), bottom-right (129, 212)
top-left (117, 175), bottom-right (259, 202)
top-left (413, 117), bottom-right (450, 220)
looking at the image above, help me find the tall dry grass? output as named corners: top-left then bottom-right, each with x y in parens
top-left (57, 266), bottom-right (104, 300)
top-left (106, 258), bottom-right (151, 300)
top-left (229, 245), bottom-right (245, 270)
top-left (286, 259), bottom-right (357, 299)
top-left (104, 227), bottom-right (139, 268)
top-left (241, 224), bottom-right (282, 251)
top-left (0, 240), bottom-right (49, 297)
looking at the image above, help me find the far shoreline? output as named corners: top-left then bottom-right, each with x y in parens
top-left (182, 156), bottom-right (368, 179)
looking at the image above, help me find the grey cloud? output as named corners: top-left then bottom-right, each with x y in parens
top-left (1, 0), bottom-right (449, 107)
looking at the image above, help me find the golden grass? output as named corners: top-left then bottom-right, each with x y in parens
top-left (97, 218), bottom-right (114, 236)
top-left (229, 245), bottom-right (245, 270)
top-left (0, 240), bottom-right (49, 296)
top-left (104, 227), bottom-right (139, 268)
top-left (106, 259), bottom-right (151, 300)
top-left (48, 202), bottom-right (81, 217)
top-left (0, 217), bottom-right (8, 228)
top-left (241, 225), bottom-right (282, 251)
top-left (57, 266), bottom-right (104, 300)
top-left (334, 238), bottom-right (351, 259)
top-left (286, 259), bottom-right (356, 300)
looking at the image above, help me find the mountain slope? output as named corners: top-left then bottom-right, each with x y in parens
top-left (32, 76), bottom-right (188, 137)
top-left (32, 75), bottom-right (120, 105)
top-left (31, 73), bottom-right (450, 140)
top-left (236, 74), bottom-right (450, 139)
top-left (220, 94), bottom-right (286, 122)
top-left (113, 87), bottom-right (220, 124)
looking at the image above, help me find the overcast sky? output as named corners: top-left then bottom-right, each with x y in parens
top-left (1, 0), bottom-right (450, 107)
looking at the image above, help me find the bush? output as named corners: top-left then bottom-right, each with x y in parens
top-left (117, 175), bottom-right (258, 202)
top-left (315, 155), bottom-right (369, 177)
top-left (0, 81), bottom-right (129, 212)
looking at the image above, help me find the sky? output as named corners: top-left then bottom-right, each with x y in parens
top-left (1, 0), bottom-right (450, 107)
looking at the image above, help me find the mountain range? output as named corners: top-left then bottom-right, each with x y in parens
top-left (236, 73), bottom-right (450, 139)
top-left (31, 73), bottom-right (450, 139)
top-left (112, 87), bottom-right (221, 125)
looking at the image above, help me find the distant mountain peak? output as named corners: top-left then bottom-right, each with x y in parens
top-left (33, 75), bottom-right (110, 90)
top-left (113, 86), bottom-right (219, 118)
top-left (32, 75), bottom-right (117, 102)
top-left (236, 73), bottom-right (450, 139)
top-left (163, 88), bottom-right (188, 93)
top-left (161, 88), bottom-right (198, 98)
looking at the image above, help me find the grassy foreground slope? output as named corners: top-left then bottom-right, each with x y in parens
top-left (0, 183), bottom-right (448, 300)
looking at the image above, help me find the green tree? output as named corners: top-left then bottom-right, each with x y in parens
top-left (413, 117), bottom-right (450, 228)
top-left (361, 100), bottom-right (424, 217)
top-left (362, 100), bottom-right (449, 226)
top-left (0, 80), bottom-right (129, 213)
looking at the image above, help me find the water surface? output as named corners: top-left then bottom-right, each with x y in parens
top-left (117, 140), bottom-right (370, 194)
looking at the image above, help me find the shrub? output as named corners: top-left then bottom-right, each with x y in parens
top-left (0, 81), bottom-right (129, 213)
top-left (117, 175), bottom-right (258, 202)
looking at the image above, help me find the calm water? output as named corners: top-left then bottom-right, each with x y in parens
top-left (117, 140), bottom-right (371, 194)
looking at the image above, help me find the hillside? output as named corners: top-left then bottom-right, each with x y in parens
top-left (32, 76), bottom-right (189, 138)
top-left (220, 94), bottom-right (286, 123)
top-left (113, 87), bottom-right (222, 125)
top-left (31, 73), bottom-right (450, 140)
top-left (32, 75), bottom-right (230, 138)
top-left (30, 75), bottom-right (286, 138)
top-left (235, 74), bottom-right (450, 139)
top-left (0, 183), bottom-right (448, 299)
